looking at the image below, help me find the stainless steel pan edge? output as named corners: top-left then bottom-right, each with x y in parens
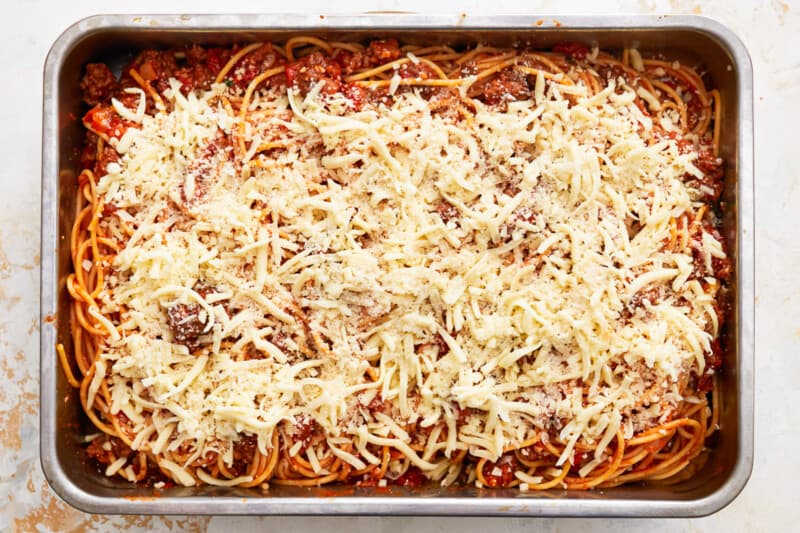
top-left (40, 13), bottom-right (754, 517)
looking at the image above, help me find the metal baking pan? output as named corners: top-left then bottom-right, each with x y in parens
top-left (40, 13), bottom-right (754, 517)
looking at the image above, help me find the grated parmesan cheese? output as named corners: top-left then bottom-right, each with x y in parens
top-left (92, 71), bottom-right (725, 475)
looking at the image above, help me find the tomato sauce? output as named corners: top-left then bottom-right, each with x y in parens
top-left (480, 454), bottom-right (521, 487)
top-left (393, 466), bottom-right (427, 487)
top-left (552, 42), bottom-right (590, 60)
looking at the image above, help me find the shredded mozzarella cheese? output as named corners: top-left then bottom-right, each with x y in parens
top-left (93, 73), bottom-right (724, 473)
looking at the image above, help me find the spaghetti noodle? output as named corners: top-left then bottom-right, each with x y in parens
top-left (65, 39), bottom-right (729, 490)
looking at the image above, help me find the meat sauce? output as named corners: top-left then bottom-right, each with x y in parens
top-left (166, 303), bottom-right (208, 350)
top-left (688, 221), bottom-right (732, 281)
top-left (480, 454), bottom-right (521, 487)
top-left (86, 435), bottom-right (129, 465)
top-left (289, 416), bottom-right (320, 453)
top-left (551, 42), bottom-right (590, 60)
top-left (393, 466), bottom-right (427, 487)
top-left (473, 68), bottom-right (530, 106)
top-left (229, 44), bottom-right (282, 89)
top-left (228, 434), bottom-right (258, 477)
top-left (285, 52), bottom-right (344, 95)
top-left (80, 63), bottom-right (118, 106)
top-left (364, 392), bottom-right (392, 417)
top-left (696, 338), bottom-right (724, 392)
top-left (333, 39), bottom-right (401, 75)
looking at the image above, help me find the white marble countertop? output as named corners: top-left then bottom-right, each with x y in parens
top-left (0, 0), bottom-right (795, 530)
